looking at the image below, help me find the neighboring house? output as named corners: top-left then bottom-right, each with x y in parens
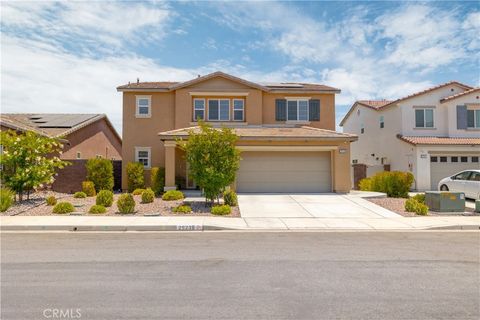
top-left (0, 113), bottom-right (122, 193)
top-left (340, 82), bottom-right (480, 191)
top-left (117, 71), bottom-right (357, 193)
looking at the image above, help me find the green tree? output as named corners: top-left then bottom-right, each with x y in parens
top-left (0, 130), bottom-right (69, 201)
top-left (85, 159), bottom-right (114, 191)
top-left (179, 122), bottom-right (240, 204)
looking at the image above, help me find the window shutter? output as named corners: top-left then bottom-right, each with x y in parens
top-left (275, 99), bottom-right (286, 121)
top-left (309, 99), bottom-right (320, 121)
top-left (456, 105), bottom-right (467, 129)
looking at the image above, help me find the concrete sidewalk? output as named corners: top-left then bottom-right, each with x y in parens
top-left (1, 215), bottom-right (479, 231)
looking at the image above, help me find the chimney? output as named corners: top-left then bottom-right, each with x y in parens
top-left (137, 78), bottom-right (139, 85)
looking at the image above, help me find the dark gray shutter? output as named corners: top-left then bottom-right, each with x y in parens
top-left (309, 99), bottom-right (320, 121)
top-left (456, 105), bottom-right (467, 129)
top-left (275, 99), bottom-right (286, 121)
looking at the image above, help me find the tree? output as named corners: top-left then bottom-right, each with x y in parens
top-left (86, 158), bottom-right (114, 191)
top-left (179, 122), bottom-right (240, 204)
top-left (0, 130), bottom-right (70, 201)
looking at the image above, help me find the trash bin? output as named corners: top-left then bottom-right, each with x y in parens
top-left (425, 191), bottom-right (465, 212)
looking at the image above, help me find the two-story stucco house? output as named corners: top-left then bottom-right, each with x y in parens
top-left (340, 82), bottom-right (480, 191)
top-left (117, 71), bottom-right (357, 193)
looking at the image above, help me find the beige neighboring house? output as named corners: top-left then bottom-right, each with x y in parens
top-left (340, 82), bottom-right (480, 191)
top-left (118, 71), bottom-right (357, 193)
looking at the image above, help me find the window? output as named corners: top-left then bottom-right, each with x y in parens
top-left (96, 155), bottom-right (102, 159)
top-left (415, 108), bottom-right (434, 128)
top-left (208, 99), bottom-right (229, 121)
top-left (360, 123), bottom-right (365, 134)
top-left (193, 99), bottom-right (205, 121)
top-left (472, 156), bottom-right (479, 163)
top-left (76, 152), bottom-right (81, 159)
top-left (453, 171), bottom-right (472, 180)
top-left (467, 109), bottom-right (480, 128)
top-left (440, 156), bottom-right (447, 162)
top-left (287, 99), bottom-right (309, 121)
top-left (469, 172), bottom-right (480, 182)
top-left (233, 99), bottom-right (244, 121)
top-left (352, 159), bottom-right (358, 164)
top-left (135, 147), bottom-right (151, 169)
top-left (451, 156), bottom-right (458, 162)
top-left (461, 156), bottom-right (468, 163)
top-left (430, 156), bottom-right (438, 162)
top-left (136, 96), bottom-right (151, 117)
top-left (380, 116), bottom-right (384, 128)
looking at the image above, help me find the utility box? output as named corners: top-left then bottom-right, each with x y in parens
top-left (476, 200), bottom-right (480, 213)
top-left (425, 191), bottom-right (465, 212)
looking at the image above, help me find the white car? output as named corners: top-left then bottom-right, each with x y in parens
top-left (437, 169), bottom-right (480, 200)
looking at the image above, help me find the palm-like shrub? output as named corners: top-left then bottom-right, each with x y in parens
top-left (141, 188), bottom-right (155, 203)
top-left (52, 202), bottom-right (75, 214)
top-left (126, 162), bottom-right (144, 192)
top-left (161, 190), bottom-right (184, 201)
top-left (117, 193), bottom-right (135, 214)
top-left (82, 181), bottom-right (96, 197)
top-left (96, 190), bottom-right (114, 207)
top-left (73, 191), bottom-right (87, 199)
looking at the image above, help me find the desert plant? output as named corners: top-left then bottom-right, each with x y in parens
top-left (88, 204), bottom-right (107, 214)
top-left (211, 204), bottom-right (231, 216)
top-left (172, 204), bottom-right (192, 214)
top-left (0, 188), bottom-right (15, 212)
top-left (161, 190), bottom-right (184, 201)
top-left (358, 178), bottom-right (372, 191)
top-left (73, 191), bottom-right (87, 199)
top-left (52, 202), bottom-right (75, 214)
top-left (46, 195), bottom-right (57, 206)
top-left (223, 190), bottom-right (238, 206)
top-left (405, 198), bottom-right (428, 215)
top-left (132, 188), bottom-right (145, 196)
top-left (126, 162), bottom-right (144, 192)
top-left (411, 193), bottom-right (426, 204)
top-left (117, 193), bottom-right (135, 214)
top-left (358, 171), bottom-right (414, 198)
top-left (82, 181), bottom-right (96, 197)
top-left (141, 188), bottom-right (155, 203)
top-left (150, 167), bottom-right (165, 196)
top-left (86, 159), bottom-right (114, 191)
top-left (96, 190), bottom-right (114, 207)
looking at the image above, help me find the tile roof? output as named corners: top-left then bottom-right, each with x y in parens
top-left (440, 87), bottom-right (480, 103)
top-left (159, 125), bottom-right (357, 141)
top-left (116, 81), bottom-right (179, 89)
top-left (397, 135), bottom-right (480, 145)
top-left (356, 100), bottom-right (393, 109)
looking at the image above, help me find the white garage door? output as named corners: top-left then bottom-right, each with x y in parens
top-left (430, 155), bottom-right (480, 190)
top-left (236, 151), bottom-right (332, 193)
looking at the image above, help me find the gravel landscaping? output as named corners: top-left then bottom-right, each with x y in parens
top-left (1, 192), bottom-right (240, 217)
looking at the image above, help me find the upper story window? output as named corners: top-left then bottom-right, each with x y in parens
top-left (287, 99), bottom-right (309, 121)
top-left (193, 99), bottom-right (205, 121)
top-left (415, 108), bottom-right (434, 128)
top-left (467, 109), bottom-right (480, 128)
top-left (136, 96), bottom-right (151, 118)
top-left (135, 147), bottom-right (151, 169)
top-left (233, 99), bottom-right (244, 121)
top-left (360, 123), bottom-right (365, 134)
top-left (379, 116), bottom-right (385, 128)
top-left (76, 152), bottom-right (81, 159)
top-left (208, 99), bottom-right (230, 121)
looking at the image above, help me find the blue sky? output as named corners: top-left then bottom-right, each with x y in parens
top-left (1, 1), bottom-right (479, 133)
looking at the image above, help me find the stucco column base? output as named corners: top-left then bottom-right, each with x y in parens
top-left (164, 141), bottom-right (176, 191)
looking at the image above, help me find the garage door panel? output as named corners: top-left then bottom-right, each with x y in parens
top-left (430, 156), bottom-right (480, 190)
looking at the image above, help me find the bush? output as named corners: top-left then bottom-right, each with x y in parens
top-left (141, 188), bottom-right (155, 203)
top-left (161, 190), bottom-right (184, 201)
top-left (117, 193), bottom-right (135, 214)
top-left (211, 204), bottom-right (231, 216)
top-left (405, 198), bottom-right (429, 216)
top-left (223, 190), bottom-right (238, 206)
top-left (96, 190), bottom-right (114, 207)
top-left (46, 195), bottom-right (57, 206)
top-left (73, 191), bottom-right (87, 198)
top-left (172, 204), bottom-right (192, 214)
top-left (358, 171), bottom-right (414, 198)
top-left (126, 162), bottom-right (144, 193)
top-left (52, 202), bottom-right (75, 214)
top-left (82, 181), bottom-right (96, 197)
top-left (411, 193), bottom-right (426, 204)
top-left (86, 159), bottom-right (114, 191)
top-left (88, 204), bottom-right (106, 214)
top-left (0, 188), bottom-right (15, 212)
top-left (132, 188), bottom-right (145, 196)
top-left (150, 167), bottom-right (165, 196)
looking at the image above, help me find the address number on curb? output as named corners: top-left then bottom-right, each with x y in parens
top-left (176, 225), bottom-right (202, 231)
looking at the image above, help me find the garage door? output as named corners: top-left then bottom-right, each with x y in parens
top-left (236, 151), bottom-right (332, 193)
top-left (430, 155), bottom-right (480, 190)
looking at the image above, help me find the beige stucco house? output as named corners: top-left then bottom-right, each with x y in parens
top-left (118, 71), bottom-right (357, 193)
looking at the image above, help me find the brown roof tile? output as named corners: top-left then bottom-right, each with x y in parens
top-left (357, 100), bottom-right (393, 109)
top-left (397, 135), bottom-right (480, 145)
top-left (440, 87), bottom-right (480, 103)
top-left (116, 81), bottom-right (179, 89)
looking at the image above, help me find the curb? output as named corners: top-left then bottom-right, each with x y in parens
top-left (427, 225), bottom-right (480, 230)
top-left (0, 224), bottom-right (238, 232)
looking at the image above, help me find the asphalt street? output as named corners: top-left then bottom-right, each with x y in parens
top-left (1, 231), bottom-right (479, 320)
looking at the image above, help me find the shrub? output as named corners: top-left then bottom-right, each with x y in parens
top-left (96, 190), bottom-right (114, 207)
top-left (358, 171), bottom-right (414, 198)
top-left (132, 188), bottom-right (145, 196)
top-left (415, 202), bottom-right (429, 215)
top-left (141, 188), bottom-right (155, 203)
top-left (358, 178), bottom-right (372, 191)
top-left (211, 204), bottom-right (231, 216)
top-left (46, 195), bottom-right (57, 206)
top-left (82, 181), bottom-right (96, 197)
top-left (73, 191), bottom-right (87, 198)
top-left (405, 198), bottom-right (429, 216)
top-left (223, 190), bottom-right (238, 206)
top-left (117, 193), bottom-right (135, 214)
top-left (126, 162), bottom-right (144, 192)
top-left (86, 159), bottom-right (114, 191)
top-left (172, 204), bottom-right (192, 214)
top-left (0, 188), bottom-right (15, 212)
top-left (52, 202), bottom-right (75, 214)
top-left (161, 190), bottom-right (184, 201)
top-left (150, 167), bottom-right (165, 196)
top-left (88, 204), bottom-right (106, 214)
top-left (412, 193), bottom-right (426, 204)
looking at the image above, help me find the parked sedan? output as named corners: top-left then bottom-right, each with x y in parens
top-left (438, 170), bottom-right (480, 200)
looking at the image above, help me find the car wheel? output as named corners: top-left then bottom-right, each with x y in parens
top-left (440, 185), bottom-right (449, 191)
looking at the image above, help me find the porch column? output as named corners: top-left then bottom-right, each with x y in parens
top-left (164, 140), bottom-right (177, 191)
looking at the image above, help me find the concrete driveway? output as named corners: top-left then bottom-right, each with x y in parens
top-left (238, 193), bottom-right (400, 218)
